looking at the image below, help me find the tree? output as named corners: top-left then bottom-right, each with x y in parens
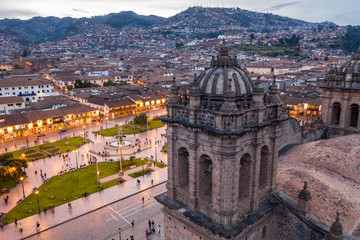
top-left (0, 153), bottom-right (28, 183)
top-left (133, 113), bottom-right (148, 125)
top-left (250, 34), bottom-right (255, 44)
top-left (341, 26), bottom-right (360, 53)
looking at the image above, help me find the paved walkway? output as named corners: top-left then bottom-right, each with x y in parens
top-left (0, 167), bottom-right (168, 240)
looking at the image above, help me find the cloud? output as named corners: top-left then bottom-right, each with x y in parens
top-left (0, 8), bottom-right (38, 19)
top-left (72, 8), bottom-right (89, 14)
top-left (269, 2), bottom-right (299, 11)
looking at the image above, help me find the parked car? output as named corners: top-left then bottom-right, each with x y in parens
top-left (59, 129), bottom-right (67, 133)
top-left (37, 133), bottom-right (46, 137)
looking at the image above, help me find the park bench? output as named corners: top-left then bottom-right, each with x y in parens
top-left (44, 205), bottom-right (55, 213)
top-left (1, 188), bottom-right (9, 193)
top-left (20, 146), bottom-right (26, 149)
top-left (16, 199), bottom-right (23, 205)
top-left (0, 221), bottom-right (8, 229)
top-left (44, 141), bottom-right (49, 144)
top-left (0, 212), bottom-right (5, 218)
top-left (130, 165), bottom-right (136, 169)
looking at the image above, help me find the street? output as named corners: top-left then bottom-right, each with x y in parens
top-left (25, 183), bottom-right (166, 240)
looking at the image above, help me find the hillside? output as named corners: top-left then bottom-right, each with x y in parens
top-left (0, 7), bottom-right (321, 45)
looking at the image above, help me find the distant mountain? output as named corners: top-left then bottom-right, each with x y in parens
top-left (166, 7), bottom-right (314, 29)
top-left (0, 11), bottom-right (164, 44)
top-left (0, 7), bottom-right (322, 46)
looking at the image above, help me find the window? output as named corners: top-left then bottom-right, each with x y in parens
top-left (13, 92), bottom-right (15, 95)
top-left (31, 86), bottom-right (34, 89)
top-left (7, 104), bottom-right (13, 106)
top-left (19, 87), bottom-right (21, 89)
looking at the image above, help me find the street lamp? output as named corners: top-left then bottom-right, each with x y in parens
top-left (118, 227), bottom-right (122, 240)
top-left (118, 126), bottom-right (123, 175)
top-left (52, 140), bottom-right (55, 156)
top-left (35, 190), bottom-right (40, 214)
top-left (26, 136), bottom-right (29, 148)
top-left (20, 177), bottom-right (25, 199)
top-left (82, 125), bottom-right (86, 144)
top-left (96, 171), bottom-right (101, 191)
top-left (142, 158), bottom-right (144, 177)
top-left (73, 150), bottom-right (79, 169)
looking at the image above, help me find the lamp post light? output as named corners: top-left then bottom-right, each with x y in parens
top-left (52, 140), bottom-right (55, 156)
top-left (20, 177), bottom-right (25, 199)
top-left (97, 171), bottom-right (101, 191)
top-left (26, 136), bottom-right (29, 148)
top-left (142, 157), bottom-right (144, 177)
top-left (35, 190), bottom-right (40, 214)
top-left (118, 126), bottom-right (123, 175)
top-left (118, 227), bottom-right (122, 240)
top-left (82, 125), bottom-right (86, 144)
top-left (73, 150), bottom-right (79, 169)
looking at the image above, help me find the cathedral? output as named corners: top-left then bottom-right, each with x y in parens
top-left (156, 43), bottom-right (347, 240)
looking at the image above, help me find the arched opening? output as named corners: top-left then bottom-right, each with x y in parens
top-left (239, 154), bottom-right (251, 199)
top-left (350, 104), bottom-right (359, 128)
top-left (262, 226), bottom-right (267, 239)
top-left (332, 102), bottom-right (341, 125)
top-left (25, 97), bottom-right (30, 102)
top-left (178, 148), bottom-right (189, 189)
top-left (259, 146), bottom-right (269, 189)
top-left (198, 155), bottom-right (212, 198)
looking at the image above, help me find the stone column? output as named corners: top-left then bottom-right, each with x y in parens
top-left (250, 138), bottom-right (261, 211)
top-left (187, 133), bottom-right (198, 211)
top-left (166, 126), bottom-right (176, 199)
top-left (339, 96), bottom-right (349, 128)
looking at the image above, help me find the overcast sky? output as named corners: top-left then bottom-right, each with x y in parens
top-left (0, 0), bottom-right (359, 25)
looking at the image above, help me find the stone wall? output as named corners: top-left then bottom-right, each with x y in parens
top-left (278, 117), bottom-right (302, 152)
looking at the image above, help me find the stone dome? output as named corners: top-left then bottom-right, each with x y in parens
top-left (339, 47), bottom-right (360, 74)
top-left (195, 44), bottom-right (253, 96)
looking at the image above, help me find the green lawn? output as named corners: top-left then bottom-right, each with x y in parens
top-left (0, 158), bottom-right (154, 223)
top-left (0, 176), bottom-right (26, 197)
top-left (7, 137), bottom-right (91, 162)
top-left (128, 168), bottom-right (154, 178)
top-left (96, 120), bottom-right (164, 137)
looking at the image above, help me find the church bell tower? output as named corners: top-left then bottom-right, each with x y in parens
top-left (157, 42), bottom-right (289, 239)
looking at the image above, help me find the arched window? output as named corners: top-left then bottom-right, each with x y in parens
top-left (178, 148), bottom-right (189, 189)
top-left (350, 104), bottom-right (359, 128)
top-left (198, 155), bottom-right (212, 198)
top-left (239, 154), bottom-right (251, 199)
top-left (259, 146), bottom-right (269, 189)
top-left (262, 226), bottom-right (267, 239)
top-left (332, 102), bottom-right (341, 125)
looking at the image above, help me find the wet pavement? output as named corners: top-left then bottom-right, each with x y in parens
top-left (0, 169), bottom-right (167, 240)
top-left (0, 110), bottom-right (169, 240)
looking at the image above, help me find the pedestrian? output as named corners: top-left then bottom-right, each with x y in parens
top-left (148, 219), bottom-right (151, 228)
top-left (130, 235), bottom-right (134, 240)
top-left (131, 219), bottom-right (134, 227)
top-left (152, 226), bottom-right (155, 233)
top-left (68, 202), bottom-right (72, 209)
top-left (35, 170), bottom-right (37, 175)
top-left (151, 179), bottom-right (153, 185)
top-left (40, 169), bottom-right (42, 175)
top-left (44, 173), bottom-right (47, 178)
top-left (19, 223), bottom-right (23, 232)
top-left (5, 147), bottom-right (7, 152)
top-left (14, 218), bottom-right (17, 225)
top-left (142, 197), bottom-right (145, 203)
top-left (152, 220), bottom-right (155, 228)
top-left (145, 229), bottom-right (149, 238)
top-left (36, 221), bottom-right (40, 231)
top-left (4, 196), bottom-right (8, 204)
top-left (148, 196), bottom-right (150, 201)
top-left (44, 207), bottom-right (47, 214)
top-left (158, 225), bottom-right (161, 234)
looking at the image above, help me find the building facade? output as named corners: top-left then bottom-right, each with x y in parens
top-left (321, 47), bottom-right (360, 135)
